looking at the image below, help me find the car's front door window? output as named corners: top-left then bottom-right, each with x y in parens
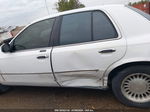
top-left (13, 18), bottom-right (55, 51)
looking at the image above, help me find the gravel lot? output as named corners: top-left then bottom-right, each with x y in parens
top-left (0, 86), bottom-right (149, 112)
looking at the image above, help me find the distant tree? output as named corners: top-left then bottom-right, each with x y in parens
top-left (56, 0), bottom-right (85, 12)
top-left (129, 0), bottom-right (149, 6)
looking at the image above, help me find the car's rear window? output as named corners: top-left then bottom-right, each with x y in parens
top-left (126, 6), bottom-right (150, 21)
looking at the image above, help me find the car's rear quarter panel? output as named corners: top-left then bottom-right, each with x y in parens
top-left (104, 5), bottom-right (150, 86)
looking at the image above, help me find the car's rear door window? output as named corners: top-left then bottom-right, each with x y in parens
top-left (60, 12), bottom-right (92, 45)
top-left (93, 11), bottom-right (118, 41)
top-left (59, 11), bottom-right (118, 46)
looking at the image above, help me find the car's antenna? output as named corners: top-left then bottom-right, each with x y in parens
top-left (45, 0), bottom-right (50, 15)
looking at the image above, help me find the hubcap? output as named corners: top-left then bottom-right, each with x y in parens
top-left (121, 73), bottom-right (150, 103)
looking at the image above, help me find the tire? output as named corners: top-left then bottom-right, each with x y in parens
top-left (0, 85), bottom-right (10, 94)
top-left (112, 65), bottom-right (150, 108)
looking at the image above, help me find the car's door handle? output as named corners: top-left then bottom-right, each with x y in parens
top-left (39, 50), bottom-right (47, 52)
top-left (37, 55), bottom-right (49, 59)
top-left (99, 49), bottom-right (116, 53)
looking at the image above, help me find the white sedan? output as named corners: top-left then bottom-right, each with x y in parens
top-left (0, 5), bottom-right (150, 108)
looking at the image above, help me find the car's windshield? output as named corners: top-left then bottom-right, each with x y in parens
top-left (126, 6), bottom-right (150, 21)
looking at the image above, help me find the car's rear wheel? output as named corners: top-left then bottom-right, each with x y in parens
top-left (112, 65), bottom-right (150, 108)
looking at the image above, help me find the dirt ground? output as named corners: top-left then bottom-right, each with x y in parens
top-left (0, 86), bottom-right (149, 112)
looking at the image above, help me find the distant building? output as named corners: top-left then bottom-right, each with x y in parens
top-left (0, 27), bottom-right (13, 42)
top-left (0, 31), bottom-right (12, 42)
top-left (10, 26), bottom-right (25, 37)
top-left (0, 27), bottom-right (6, 33)
top-left (131, 1), bottom-right (150, 14)
top-left (0, 26), bottom-right (25, 42)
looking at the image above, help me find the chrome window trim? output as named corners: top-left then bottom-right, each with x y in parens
top-left (53, 37), bottom-right (121, 48)
top-left (6, 46), bottom-right (53, 53)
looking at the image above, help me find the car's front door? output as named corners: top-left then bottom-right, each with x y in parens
top-left (0, 18), bottom-right (59, 86)
top-left (52, 11), bottom-right (126, 87)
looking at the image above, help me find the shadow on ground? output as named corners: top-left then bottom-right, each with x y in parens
top-left (0, 86), bottom-right (149, 112)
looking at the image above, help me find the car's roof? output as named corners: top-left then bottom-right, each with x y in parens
top-left (31, 4), bottom-right (125, 24)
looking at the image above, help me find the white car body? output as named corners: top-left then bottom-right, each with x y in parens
top-left (0, 5), bottom-right (150, 89)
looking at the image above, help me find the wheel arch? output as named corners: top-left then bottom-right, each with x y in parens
top-left (107, 61), bottom-right (150, 87)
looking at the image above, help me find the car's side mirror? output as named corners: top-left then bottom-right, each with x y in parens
top-left (3, 38), bottom-right (13, 43)
top-left (1, 43), bottom-right (12, 53)
top-left (1, 38), bottom-right (13, 53)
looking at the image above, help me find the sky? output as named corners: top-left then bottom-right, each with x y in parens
top-left (0, 0), bottom-right (141, 27)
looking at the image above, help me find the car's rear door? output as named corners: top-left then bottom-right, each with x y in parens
top-left (0, 18), bottom-right (59, 86)
top-left (52, 11), bottom-right (126, 87)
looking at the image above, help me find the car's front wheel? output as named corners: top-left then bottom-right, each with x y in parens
top-left (0, 85), bottom-right (10, 94)
top-left (112, 65), bottom-right (150, 108)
